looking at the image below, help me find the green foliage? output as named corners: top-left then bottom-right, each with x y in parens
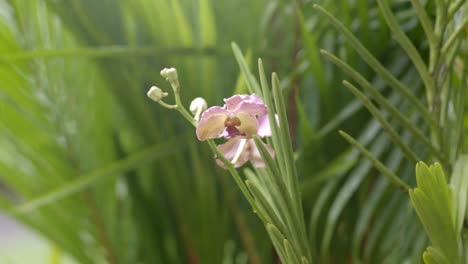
top-left (0, 0), bottom-right (465, 263)
top-left (450, 156), bottom-right (468, 237)
top-left (409, 162), bottom-right (459, 263)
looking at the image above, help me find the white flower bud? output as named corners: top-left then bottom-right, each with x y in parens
top-left (190, 97), bottom-right (208, 115)
top-left (147, 86), bottom-right (168, 102)
top-left (160, 68), bottom-right (178, 82)
top-left (190, 97), bottom-right (208, 122)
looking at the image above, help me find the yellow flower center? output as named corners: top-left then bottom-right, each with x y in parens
top-left (224, 116), bottom-right (241, 128)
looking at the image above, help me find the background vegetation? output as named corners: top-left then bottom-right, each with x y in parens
top-left (0, 0), bottom-right (466, 263)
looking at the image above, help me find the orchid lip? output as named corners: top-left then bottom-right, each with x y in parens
top-left (224, 116), bottom-right (241, 128)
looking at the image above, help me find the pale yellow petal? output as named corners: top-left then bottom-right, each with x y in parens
top-left (236, 112), bottom-right (258, 138)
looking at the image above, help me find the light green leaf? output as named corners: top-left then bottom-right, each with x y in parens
top-left (450, 155), bottom-right (468, 236)
top-left (410, 162), bottom-right (460, 263)
top-left (423, 246), bottom-right (451, 264)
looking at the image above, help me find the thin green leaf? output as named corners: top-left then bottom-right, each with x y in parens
top-left (232, 42), bottom-right (261, 95)
top-left (378, 0), bottom-right (435, 105)
top-left (245, 180), bottom-right (286, 235)
top-left (295, 7), bottom-right (327, 93)
top-left (342, 80), bottom-right (420, 164)
top-left (321, 50), bottom-right (446, 164)
top-left (313, 4), bottom-right (437, 129)
top-left (441, 17), bottom-right (468, 56)
top-left (449, 155), bottom-right (468, 236)
top-left (258, 59), bottom-right (287, 179)
top-left (283, 238), bottom-right (301, 264)
top-left (410, 0), bottom-right (437, 45)
top-left (339, 130), bottom-right (410, 191)
top-left (266, 223), bottom-right (288, 263)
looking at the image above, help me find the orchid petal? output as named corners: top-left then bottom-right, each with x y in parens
top-left (236, 102), bottom-right (268, 117)
top-left (225, 94), bottom-right (267, 114)
top-left (244, 94), bottom-right (264, 104)
top-left (256, 114), bottom-right (273, 137)
top-left (249, 139), bottom-right (275, 168)
top-left (236, 112), bottom-right (259, 137)
top-left (216, 138), bottom-right (249, 168)
top-left (196, 106), bottom-right (228, 140)
top-left (224, 94), bottom-right (245, 110)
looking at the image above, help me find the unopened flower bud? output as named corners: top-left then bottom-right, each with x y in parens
top-left (160, 68), bottom-right (180, 92)
top-left (160, 68), bottom-right (178, 82)
top-left (190, 97), bottom-right (207, 114)
top-left (147, 86), bottom-right (168, 102)
top-left (190, 97), bottom-right (208, 122)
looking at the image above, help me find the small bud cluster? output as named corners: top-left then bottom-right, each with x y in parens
top-left (147, 67), bottom-right (207, 125)
top-left (160, 68), bottom-right (179, 92)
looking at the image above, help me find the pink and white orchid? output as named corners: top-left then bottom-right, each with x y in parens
top-left (196, 94), bottom-right (275, 169)
top-left (196, 94), bottom-right (273, 140)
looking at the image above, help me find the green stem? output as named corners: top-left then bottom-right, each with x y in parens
top-left (447, 0), bottom-right (466, 19)
top-left (206, 141), bottom-right (257, 209)
top-left (410, 0), bottom-right (437, 46)
top-left (221, 174), bottom-right (262, 264)
top-left (441, 17), bottom-right (468, 57)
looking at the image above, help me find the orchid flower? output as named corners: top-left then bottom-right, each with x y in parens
top-left (195, 94), bottom-right (275, 168)
top-left (196, 94), bottom-right (272, 140)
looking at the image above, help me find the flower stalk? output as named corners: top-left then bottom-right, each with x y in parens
top-left (147, 60), bottom-right (312, 263)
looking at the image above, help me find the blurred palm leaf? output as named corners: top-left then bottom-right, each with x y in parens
top-left (0, 0), bottom-right (465, 263)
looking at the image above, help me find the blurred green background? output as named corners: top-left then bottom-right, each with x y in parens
top-left (0, 0), bottom-right (466, 263)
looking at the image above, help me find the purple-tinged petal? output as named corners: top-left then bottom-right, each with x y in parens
top-left (257, 114), bottom-right (279, 137)
top-left (248, 139), bottom-right (275, 168)
top-left (235, 101), bottom-right (268, 117)
top-left (216, 138), bottom-right (249, 168)
top-left (224, 94), bottom-right (252, 110)
top-left (224, 94), bottom-right (266, 112)
top-left (196, 106), bottom-right (228, 141)
top-left (236, 112), bottom-right (259, 137)
top-left (244, 94), bottom-right (264, 104)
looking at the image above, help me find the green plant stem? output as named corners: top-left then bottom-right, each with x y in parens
top-left (448, 0), bottom-right (466, 19)
top-left (171, 89), bottom-right (197, 126)
top-left (410, 0), bottom-right (437, 46)
top-left (157, 100), bottom-right (178, 109)
top-left (431, 0), bottom-right (447, 75)
top-left (434, 0), bottom-right (448, 38)
top-left (206, 140), bottom-right (257, 209)
top-left (441, 17), bottom-right (468, 57)
top-left (221, 174), bottom-right (262, 264)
